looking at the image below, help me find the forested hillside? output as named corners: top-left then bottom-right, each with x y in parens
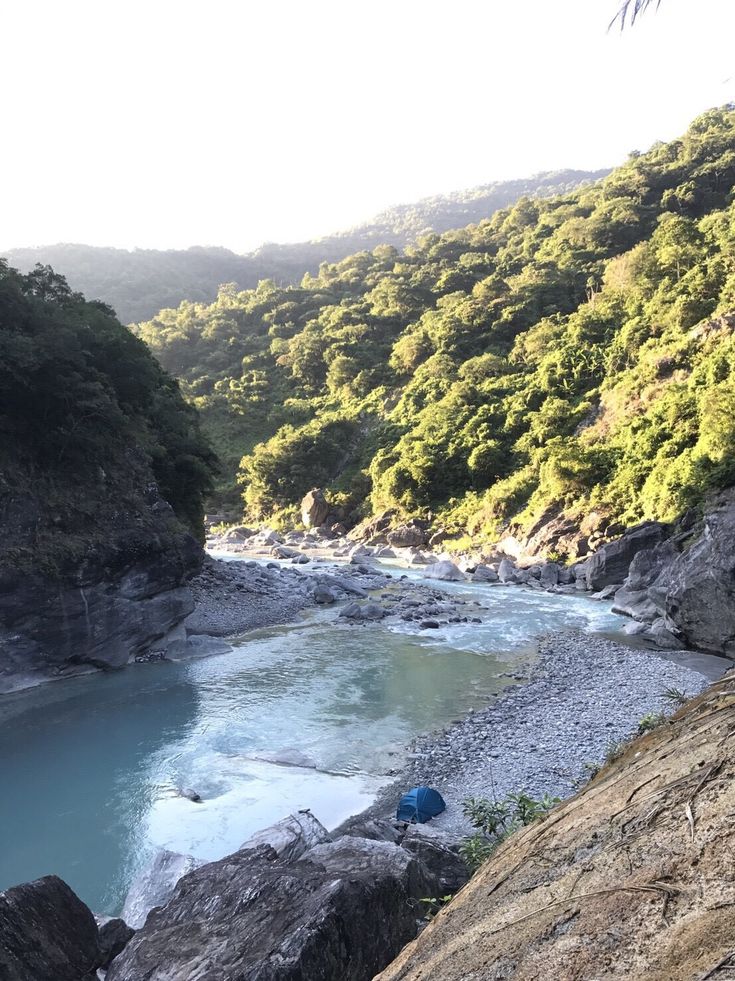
top-left (3, 171), bottom-right (606, 324)
top-left (0, 261), bottom-right (216, 565)
top-left (134, 107), bottom-right (735, 550)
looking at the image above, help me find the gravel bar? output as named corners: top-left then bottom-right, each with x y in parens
top-left (339, 630), bottom-right (724, 838)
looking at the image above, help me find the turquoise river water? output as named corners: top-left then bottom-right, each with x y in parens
top-left (0, 571), bottom-right (623, 913)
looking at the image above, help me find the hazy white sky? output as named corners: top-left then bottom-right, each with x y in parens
top-left (3, 0), bottom-right (734, 253)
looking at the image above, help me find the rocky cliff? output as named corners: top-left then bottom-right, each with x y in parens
top-left (378, 669), bottom-right (735, 981)
top-left (0, 261), bottom-right (215, 691)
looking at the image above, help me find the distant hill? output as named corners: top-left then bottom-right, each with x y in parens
top-left (3, 170), bottom-right (608, 323)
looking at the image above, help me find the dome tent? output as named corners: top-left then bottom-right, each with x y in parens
top-left (396, 786), bottom-right (446, 824)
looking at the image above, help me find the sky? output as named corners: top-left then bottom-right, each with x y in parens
top-left (3, 0), bottom-right (735, 253)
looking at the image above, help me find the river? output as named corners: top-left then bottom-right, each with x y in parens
top-left (0, 571), bottom-right (623, 913)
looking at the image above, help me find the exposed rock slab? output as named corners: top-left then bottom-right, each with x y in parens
top-left (107, 844), bottom-right (425, 981)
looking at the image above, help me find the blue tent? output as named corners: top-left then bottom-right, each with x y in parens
top-left (396, 786), bottom-right (446, 824)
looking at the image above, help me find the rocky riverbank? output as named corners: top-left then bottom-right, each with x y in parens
top-left (338, 630), bottom-right (723, 839)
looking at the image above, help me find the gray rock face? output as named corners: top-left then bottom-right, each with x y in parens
top-left (121, 848), bottom-right (204, 929)
top-left (107, 844), bottom-right (425, 981)
top-left (241, 810), bottom-right (331, 861)
top-left (584, 521), bottom-right (669, 591)
top-left (609, 495), bottom-right (735, 654)
top-left (0, 528), bottom-right (201, 694)
top-left (304, 837), bottom-right (435, 900)
top-left (301, 488), bottom-right (330, 528)
top-left (653, 496), bottom-right (735, 655)
top-left (0, 875), bottom-right (101, 981)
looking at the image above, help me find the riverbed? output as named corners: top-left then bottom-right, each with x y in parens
top-left (0, 570), bottom-right (623, 914)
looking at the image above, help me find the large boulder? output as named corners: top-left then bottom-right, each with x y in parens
top-left (301, 489), bottom-right (330, 529)
top-left (585, 521), bottom-right (669, 591)
top-left (471, 564), bottom-right (499, 583)
top-left (240, 810), bottom-right (331, 861)
top-left (497, 558), bottom-right (518, 583)
top-left (96, 916), bottom-right (135, 968)
top-left (387, 523), bottom-right (429, 548)
top-left (0, 875), bottom-right (101, 981)
top-left (121, 848), bottom-right (203, 929)
top-left (107, 844), bottom-right (425, 981)
top-left (422, 560), bottom-right (465, 582)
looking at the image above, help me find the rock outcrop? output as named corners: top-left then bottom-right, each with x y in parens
top-left (121, 848), bottom-right (204, 930)
top-left (614, 493), bottom-right (735, 655)
top-left (0, 875), bottom-right (102, 981)
top-left (584, 520), bottom-right (669, 590)
top-left (107, 842), bottom-right (428, 981)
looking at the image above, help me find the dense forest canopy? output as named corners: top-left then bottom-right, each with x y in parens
top-left (0, 261), bottom-right (216, 560)
top-left (2, 171), bottom-right (607, 324)
top-left (134, 107), bottom-right (735, 550)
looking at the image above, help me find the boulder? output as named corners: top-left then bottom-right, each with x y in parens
top-left (271, 544), bottom-right (302, 559)
top-left (241, 811), bottom-right (331, 861)
top-left (387, 523), bottom-right (429, 549)
top-left (313, 584), bottom-right (337, 604)
top-left (301, 489), bottom-right (330, 529)
top-left (221, 525), bottom-right (254, 543)
top-left (121, 849), bottom-right (203, 930)
top-left (422, 560), bottom-right (465, 582)
top-left (360, 602), bottom-right (388, 621)
top-left (373, 546), bottom-right (397, 559)
top-left (96, 916), bottom-right (135, 968)
top-left (471, 564), bottom-right (499, 583)
top-left (401, 824), bottom-right (470, 894)
top-left (0, 875), bottom-right (101, 981)
top-left (585, 521), bottom-right (669, 591)
top-left (339, 602), bottom-right (363, 619)
top-left (107, 844), bottom-right (424, 981)
top-left (497, 558), bottom-right (518, 583)
top-left (539, 562), bottom-right (561, 587)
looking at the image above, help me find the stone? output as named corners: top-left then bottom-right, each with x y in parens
top-left (121, 849), bottom-right (204, 929)
top-left (497, 558), bottom-right (518, 583)
top-left (585, 521), bottom-right (669, 591)
top-left (221, 525), bottom-right (254, 543)
top-left (107, 844), bottom-right (424, 981)
top-left (360, 602), bottom-right (387, 620)
top-left (387, 523), bottom-right (429, 548)
top-left (301, 489), bottom-right (330, 528)
top-left (96, 916), bottom-right (135, 968)
top-left (313, 584), bottom-right (337, 604)
top-left (271, 544), bottom-right (302, 559)
top-left (471, 564), bottom-right (499, 583)
top-left (0, 875), bottom-right (101, 981)
top-left (241, 811), bottom-right (331, 861)
top-left (400, 824), bottom-right (470, 894)
top-left (539, 562), bottom-right (561, 586)
top-left (420, 620), bottom-right (440, 629)
top-left (422, 560), bottom-right (465, 582)
top-left (339, 602), bottom-right (363, 619)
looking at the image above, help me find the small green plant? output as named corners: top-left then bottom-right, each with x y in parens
top-left (638, 711), bottom-right (667, 733)
top-left (459, 834), bottom-right (497, 872)
top-left (662, 686), bottom-right (687, 705)
top-left (461, 790), bottom-right (560, 873)
top-left (583, 760), bottom-right (601, 779)
top-left (418, 894), bottom-right (454, 919)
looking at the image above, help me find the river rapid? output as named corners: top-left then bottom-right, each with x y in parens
top-left (0, 564), bottom-right (623, 914)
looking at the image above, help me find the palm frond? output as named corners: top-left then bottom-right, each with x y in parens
top-left (610, 0), bottom-right (662, 31)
